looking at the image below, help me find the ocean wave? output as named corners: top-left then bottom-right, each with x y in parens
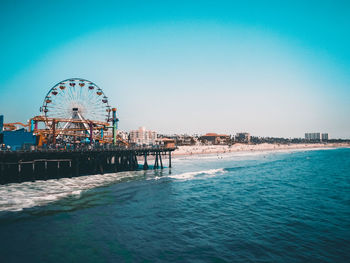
top-left (168, 168), bottom-right (226, 181)
top-left (0, 147), bottom-right (338, 212)
top-left (0, 161), bottom-right (283, 212)
top-left (0, 171), bottom-right (141, 212)
top-left (1, 168), bottom-right (229, 212)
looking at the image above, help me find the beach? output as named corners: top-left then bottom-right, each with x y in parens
top-left (173, 143), bottom-right (350, 156)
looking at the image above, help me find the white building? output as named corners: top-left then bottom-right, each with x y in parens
top-left (321, 133), bottom-right (329, 141)
top-left (129, 127), bottom-right (157, 146)
top-left (305, 133), bottom-right (321, 141)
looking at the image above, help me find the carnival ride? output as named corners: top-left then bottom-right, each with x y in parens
top-left (4, 78), bottom-right (127, 147)
top-left (3, 122), bottom-right (29, 131)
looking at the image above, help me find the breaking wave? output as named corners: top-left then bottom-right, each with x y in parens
top-left (168, 168), bottom-right (226, 180)
top-left (0, 171), bottom-right (143, 212)
top-left (0, 168), bottom-right (230, 212)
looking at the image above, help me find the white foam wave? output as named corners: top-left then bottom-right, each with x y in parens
top-left (0, 167), bottom-right (226, 212)
top-left (0, 171), bottom-right (140, 212)
top-left (168, 168), bottom-right (226, 181)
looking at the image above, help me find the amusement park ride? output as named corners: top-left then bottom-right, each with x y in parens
top-left (3, 78), bottom-right (127, 148)
top-left (0, 78), bottom-right (175, 184)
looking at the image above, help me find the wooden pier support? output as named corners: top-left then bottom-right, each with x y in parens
top-left (169, 151), bottom-right (172, 168)
top-left (143, 153), bottom-right (149, 170)
top-left (154, 152), bottom-right (159, 169)
top-left (159, 153), bottom-right (163, 169)
top-left (0, 147), bottom-right (175, 184)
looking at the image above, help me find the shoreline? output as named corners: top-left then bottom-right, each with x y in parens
top-left (172, 143), bottom-right (350, 157)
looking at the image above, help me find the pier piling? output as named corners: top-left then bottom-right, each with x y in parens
top-left (169, 151), bottom-right (172, 168)
top-left (0, 147), bottom-right (175, 184)
top-left (143, 152), bottom-right (149, 170)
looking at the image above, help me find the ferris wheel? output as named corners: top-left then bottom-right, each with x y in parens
top-left (41, 78), bottom-right (111, 122)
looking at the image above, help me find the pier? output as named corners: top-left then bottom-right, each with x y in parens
top-left (0, 147), bottom-right (175, 185)
top-left (0, 78), bottom-right (177, 185)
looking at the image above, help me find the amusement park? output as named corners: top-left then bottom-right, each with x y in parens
top-left (0, 78), bottom-right (175, 184)
top-left (0, 78), bottom-right (127, 150)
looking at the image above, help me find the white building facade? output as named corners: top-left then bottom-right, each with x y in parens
top-left (305, 133), bottom-right (321, 141)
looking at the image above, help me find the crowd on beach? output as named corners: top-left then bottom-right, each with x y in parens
top-left (173, 143), bottom-right (350, 156)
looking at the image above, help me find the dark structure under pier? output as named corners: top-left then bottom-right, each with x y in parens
top-left (0, 147), bottom-right (175, 185)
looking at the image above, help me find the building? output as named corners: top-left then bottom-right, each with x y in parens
top-left (321, 133), bottom-right (329, 141)
top-left (199, 133), bottom-right (230, 145)
top-left (157, 134), bottom-right (199, 146)
top-left (305, 133), bottom-right (321, 141)
top-left (0, 129), bottom-right (36, 150)
top-left (0, 115), bottom-right (36, 150)
top-left (0, 115), bottom-right (3, 133)
top-left (235, 132), bottom-right (251, 143)
top-left (174, 135), bottom-right (196, 145)
top-left (117, 130), bottom-right (129, 141)
top-left (129, 127), bottom-right (157, 146)
top-left (156, 138), bottom-right (176, 148)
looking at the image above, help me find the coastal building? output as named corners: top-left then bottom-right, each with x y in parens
top-left (156, 138), bottom-right (176, 148)
top-left (305, 133), bottom-right (321, 141)
top-left (235, 132), bottom-right (251, 143)
top-left (321, 133), bottom-right (329, 141)
top-left (199, 133), bottom-right (230, 145)
top-left (129, 126), bottom-right (157, 146)
top-left (174, 135), bottom-right (196, 145)
top-left (157, 134), bottom-right (199, 146)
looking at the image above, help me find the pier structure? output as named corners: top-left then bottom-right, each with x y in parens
top-left (0, 147), bottom-right (174, 185)
top-left (0, 78), bottom-right (177, 185)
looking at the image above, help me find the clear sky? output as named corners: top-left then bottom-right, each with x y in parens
top-left (0, 0), bottom-right (349, 138)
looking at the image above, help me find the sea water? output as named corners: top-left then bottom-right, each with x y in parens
top-left (0, 148), bottom-right (349, 262)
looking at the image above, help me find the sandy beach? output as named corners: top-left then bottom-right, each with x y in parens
top-left (173, 143), bottom-right (350, 157)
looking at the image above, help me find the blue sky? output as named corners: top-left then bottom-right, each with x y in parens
top-left (0, 0), bottom-right (349, 138)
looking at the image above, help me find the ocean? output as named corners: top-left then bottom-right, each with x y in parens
top-left (0, 148), bottom-right (349, 262)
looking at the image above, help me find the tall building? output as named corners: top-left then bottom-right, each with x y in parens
top-left (129, 127), bottom-right (157, 146)
top-left (305, 133), bottom-right (321, 141)
top-left (321, 133), bottom-right (329, 141)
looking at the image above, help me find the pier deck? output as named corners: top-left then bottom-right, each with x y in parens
top-left (0, 147), bottom-right (175, 185)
